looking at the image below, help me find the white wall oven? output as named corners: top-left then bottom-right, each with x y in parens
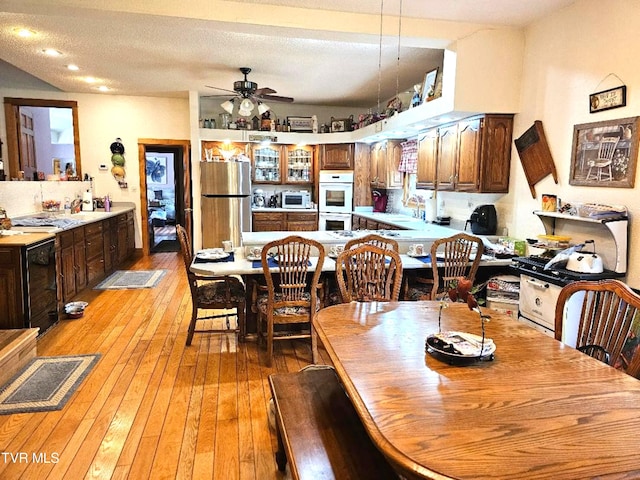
top-left (318, 170), bottom-right (354, 216)
top-left (319, 212), bottom-right (352, 231)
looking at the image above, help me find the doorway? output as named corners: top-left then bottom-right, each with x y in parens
top-left (138, 139), bottom-right (191, 256)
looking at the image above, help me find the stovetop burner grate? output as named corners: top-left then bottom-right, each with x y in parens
top-left (512, 255), bottom-right (624, 286)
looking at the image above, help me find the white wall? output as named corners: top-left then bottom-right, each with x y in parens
top-left (0, 88), bottom-right (190, 246)
top-left (510, 0), bottom-right (640, 288)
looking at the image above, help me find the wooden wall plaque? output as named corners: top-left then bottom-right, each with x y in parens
top-left (514, 121), bottom-right (558, 198)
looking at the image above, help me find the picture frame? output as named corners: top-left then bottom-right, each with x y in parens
top-left (569, 116), bottom-right (639, 188)
top-left (330, 116), bottom-right (354, 132)
top-left (287, 116), bottom-right (314, 132)
top-left (589, 85), bottom-right (626, 113)
top-left (422, 68), bottom-right (439, 103)
top-left (146, 157), bottom-right (167, 184)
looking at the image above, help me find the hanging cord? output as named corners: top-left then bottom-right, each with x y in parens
top-left (395, 0), bottom-right (402, 99)
top-left (377, 0), bottom-right (384, 114)
top-left (593, 73), bottom-right (626, 92)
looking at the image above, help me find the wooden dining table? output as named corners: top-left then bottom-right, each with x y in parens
top-left (313, 301), bottom-right (640, 480)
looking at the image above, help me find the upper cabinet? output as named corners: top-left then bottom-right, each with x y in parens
top-left (416, 114), bottom-right (514, 193)
top-left (251, 144), bottom-right (315, 185)
top-left (251, 144), bottom-right (283, 183)
top-left (416, 129), bottom-right (438, 190)
top-left (319, 143), bottom-right (354, 170)
top-left (284, 144), bottom-right (314, 184)
top-left (370, 140), bottom-right (403, 189)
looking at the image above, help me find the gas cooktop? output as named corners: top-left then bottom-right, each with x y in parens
top-left (326, 230), bottom-right (408, 239)
top-left (512, 255), bottom-right (624, 286)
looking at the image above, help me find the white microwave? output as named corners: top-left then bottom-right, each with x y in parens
top-left (281, 190), bottom-right (311, 209)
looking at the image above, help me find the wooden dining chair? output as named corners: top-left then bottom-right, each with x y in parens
top-left (555, 279), bottom-right (640, 378)
top-left (335, 244), bottom-right (403, 303)
top-left (404, 232), bottom-right (483, 301)
top-left (324, 233), bottom-right (401, 305)
top-left (344, 233), bottom-right (399, 252)
top-left (257, 235), bottom-right (325, 366)
top-left (176, 225), bottom-right (246, 345)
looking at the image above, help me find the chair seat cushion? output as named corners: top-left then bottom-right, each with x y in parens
top-left (197, 281), bottom-right (245, 304)
top-left (257, 292), bottom-right (318, 316)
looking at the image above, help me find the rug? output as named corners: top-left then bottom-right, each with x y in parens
top-left (94, 270), bottom-right (166, 290)
top-left (0, 354), bottom-right (100, 415)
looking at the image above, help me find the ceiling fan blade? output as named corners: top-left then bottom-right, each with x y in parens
top-left (255, 87), bottom-right (276, 95)
top-left (257, 94), bottom-right (294, 103)
top-left (205, 85), bottom-right (237, 94)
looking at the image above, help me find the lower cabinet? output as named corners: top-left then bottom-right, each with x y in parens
top-left (351, 214), bottom-right (406, 231)
top-left (253, 211), bottom-right (317, 232)
top-left (0, 239), bottom-right (58, 333)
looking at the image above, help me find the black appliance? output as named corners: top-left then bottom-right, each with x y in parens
top-left (468, 205), bottom-right (497, 235)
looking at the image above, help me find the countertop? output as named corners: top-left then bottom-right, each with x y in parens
top-left (0, 204), bottom-right (135, 247)
top-left (243, 210), bottom-right (504, 260)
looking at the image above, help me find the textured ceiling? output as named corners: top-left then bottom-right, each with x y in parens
top-left (0, 0), bottom-right (576, 107)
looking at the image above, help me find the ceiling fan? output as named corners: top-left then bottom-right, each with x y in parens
top-left (205, 67), bottom-right (294, 116)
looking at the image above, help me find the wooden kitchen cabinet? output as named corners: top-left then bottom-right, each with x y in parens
top-left (370, 140), bottom-right (403, 189)
top-left (85, 221), bottom-right (104, 285)
top-left (286, 212), bottom-right (318, 231)
top-left (436, 123), bottom-right (458, 191)
top-left (251, 144), bottom-right (283, 184)
top-left (284, 144), bottom-right (314, 184)
top-left (59, 228), bottom-right (86, 301)
top-left (252, 144), bottom-right (315, 185)
top-left (0, 246), bottom-right (24, 329)
top-left (320, 143), bottom-right (354, 170)
top-left (421, 114), bottom-right (514, 193)
top-left (416, 128), bottom-right (438, 189)
top-left (252, 211), bottom-right (317, 231)
top-left (103, 218), bottom-right (116, 274)
top-left (253, 211), bottom-right (286, 232)
top-left (201, 140), bottom-right (248, 162)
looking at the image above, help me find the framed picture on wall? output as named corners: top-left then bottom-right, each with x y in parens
top-left (146, 157), bottom-right (167, 184)
top-left (569, 116), bottom-right (639, 188)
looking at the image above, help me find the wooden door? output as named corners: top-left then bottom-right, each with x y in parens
top-left (479, 114), bottom-right (514, 193)
top-left (456, 117), bottom-right (482, 192)
top-left (74, 228), bottom-right (87, 291)
top-left (417, 129), bottom-right (438, 189)
top-left (18, 107), bottom-right (36, 178)
top-left (320, 143), bottom-right (354, 170)
top-left (386, 141), bottom-right (403, 189)
top-left (437, 124), bottom-right (458, 191)
top-left (370, 142), bottom-right (385, 187)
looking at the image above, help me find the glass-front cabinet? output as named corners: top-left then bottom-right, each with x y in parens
top-left (251, 144), bottom-right (282, 183)
top-left (251, 144), bottom-right (315, 185)
top-left (284, 144), bottom-right (314, 184)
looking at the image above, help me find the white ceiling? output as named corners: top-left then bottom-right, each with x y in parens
top-left (0, 0), bottom-right (576, 107)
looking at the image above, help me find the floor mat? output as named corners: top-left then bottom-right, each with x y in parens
top-left (94, 270), bottom-right (167, 290)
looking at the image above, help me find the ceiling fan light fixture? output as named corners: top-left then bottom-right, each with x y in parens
top-left (257, 101), bottom-right (270, 114)
top-left (221, 98), bottom-right (235, 114)
top-left (240, 98), bottom-right (254, 112)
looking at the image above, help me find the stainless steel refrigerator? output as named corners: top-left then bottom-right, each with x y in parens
top-left (200, 161), bottom-right (251, 249)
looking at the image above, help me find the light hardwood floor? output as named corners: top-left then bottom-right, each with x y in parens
top-left (0, 252), bottom-right (317, 479)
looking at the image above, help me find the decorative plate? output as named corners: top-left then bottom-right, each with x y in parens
top-left (406, 252), bottom-right (429, 258)
top-left (196, 249), bottom-right (229, 260)
top-left (246, 254), bottom-right (261, 261)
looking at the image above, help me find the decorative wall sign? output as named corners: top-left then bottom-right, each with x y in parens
top-left (569, 116), bottom-right (639, 188)
top-left (589, 85), bottom-right (626, 113)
